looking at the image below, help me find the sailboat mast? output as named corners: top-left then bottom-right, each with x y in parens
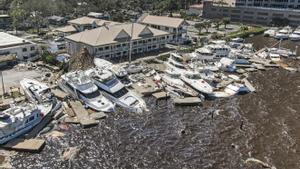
top-left (129, 23), bottom-right (134, 64)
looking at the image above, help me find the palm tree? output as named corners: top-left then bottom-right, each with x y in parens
top-left (195, 22), bottom-right (205, 35)
top-left (222, 17), bottom-right (230, 29)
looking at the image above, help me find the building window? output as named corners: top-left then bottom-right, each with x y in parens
top-left (30, 46), bottom-right (35, 51)
top-left (22, 48), bottom-right (27, 52)
top-left (165, 27), bottom-right (169, 31)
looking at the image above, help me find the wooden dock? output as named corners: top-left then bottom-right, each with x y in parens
top-left (3, 139), bottom-right (45, 152)
top-left (69, 101), bottom-right (98, 127)
top-left (152, 92), bottom-right (170, 100)
top-left (174, 97), bottom-right (202, 106)
top-left (132, 78), bottom-right (161, 96)
top-left (52, 89), bottom-right (68, 100)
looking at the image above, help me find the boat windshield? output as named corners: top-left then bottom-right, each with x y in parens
top-left (170, 74), bottom-right (180, 78)
top-left (186, 74), bottom-right (201, 79)
top-left (172, 55), bottom-right (184, 63)
top-left (100, 76), bottom-right (119, 87)
top-left (80, 90), bottom-right (101, 99)
top-left (170, 62), bottom-right (185, 69)
top-left (112, 87), bottom-right (128, 98)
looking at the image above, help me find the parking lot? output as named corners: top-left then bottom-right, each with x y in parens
top-left (0, 68), bottom-right (44, 95)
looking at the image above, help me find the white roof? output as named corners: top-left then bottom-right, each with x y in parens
top-left (139, 14), bottom-right (185, 28)
top-left (0, 32), bottom-right (34, 48)
top-left (66, 23), bottom-right (170, 46)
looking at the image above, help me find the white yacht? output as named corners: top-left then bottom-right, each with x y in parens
top-left (165, 52), bottom-right (188, 74)
top-left (269, 52), bottom-right (281, 62)
top-left (217, 57), bottom-right (236, 72)
top-left (264, 28), bottom-right (277, 37)
top-left (20, 78), bottom-right (53, 104)
top-left (192, 47), bottom-right (214, 61)
top-left (192, 44), bottom-right (231, 61)
top-left (275, 27), bottom-right (292, 40)
top-left (181, 72), bottom-right (213, 95)
top-left (289, 28), bottom-right (300, 41)
top-left (85, 68), bottom-right (147, 113)
top-left (94, 58), bottom-right (113, 69)
top-left (0, 103), bottom-right (52, 144)
top-left (58, 71), bottom-right (115, 112)
top-left (160, 69), bottom-right (198, 97)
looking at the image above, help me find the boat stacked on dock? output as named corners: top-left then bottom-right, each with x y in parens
top-left (85, 68), bottom-right (147, 113)
top-left (58, 71), bottom-right (115, 113)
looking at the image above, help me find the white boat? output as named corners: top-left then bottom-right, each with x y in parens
top-left (269, 52), bottom-right (281, 62)
top-left (20, 78), bottom-right (53, 104)
top-left (94, 58), bottom-right (113, 69)
top-left (123, 64), bottom-right (144, 74)
top-left (275, 27), bottom-right (292, 40)
top-left (0, 103), bottom-right (52, 144)
top-left (161, 69), bottom-right (198, 97)
top-left (264, 28), bottom-right (277, 37)
top-left (192, 44), bottom-right (231, 61)
top-left (85, 68), bottom-right (147, 113)
top-left (181, 72), bottom-right (213, 95)
top-left (58, 71), bottom-right (115, 112)
top-left (289, 28), bottom-right (300, 41)
top-left (224, 83), bottom-right (249, 95)
top-left (165, 53), bottom-right (188, 74)
top-left (192, 47), bottom-right (214, 61)
top-left (110, 65), bottom-right (128, 78)
top-left (217, 57), bottom-right (236, 72)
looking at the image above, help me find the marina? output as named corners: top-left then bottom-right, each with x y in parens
top-left (0, 6), bottom-right (299, 167)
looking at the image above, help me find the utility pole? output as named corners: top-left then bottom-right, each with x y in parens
top-left (129, 23), bottom-right (134, 65)
top-left (0, 71), bottom-right (5, 99)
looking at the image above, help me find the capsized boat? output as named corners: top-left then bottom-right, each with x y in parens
top-left (181, 72), bottom-right (213, 95)
top-left (85, 68), bottom-right (147, 113)
top-left (58, 71), bottom-right (115, 112)
top-left (0, 103), bottom-right (52, 144)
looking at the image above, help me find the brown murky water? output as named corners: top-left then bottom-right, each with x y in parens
top-left (10, 36), bottom-right (300, 169)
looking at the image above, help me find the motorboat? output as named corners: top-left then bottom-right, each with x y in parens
top-left (110, 65), bottom-right (128, 78)
top-left (20, 78), bottom-right (61, 113)
top-left (20, 78), bottom-right (53, 104)
top-left (269, 52), bottom-right (281, 62)
top-left (165, 52), bottom-right (188, 74)
top-left (192, 47), bottom-right (214, 61)
top-left (224, 83), bottom-right (249, 95)
top-left (289, 28), bottom-right (300, 41)
top-left (0, 103), bottom-right (52, 144)
top-left (94, 58), bottom-right (113, 69)
top-left (58, 71), bottom-right (115, 112)
top-left (160, 69), bottom-right (198, 97)
top-left (192, 44), bottom-right (231, 61)
top-left (275, 27), bottom-right (292, 40)
top-left (264, 28), bottom-right (277, 37)
top-left (123, 64), bottom-right (144, 74)
top-left (217, 57), bottom-right (236, 72)
top-left (85, 68), bottom-right (147, 113)
top-left (181, 72), bottom-right (213, 95)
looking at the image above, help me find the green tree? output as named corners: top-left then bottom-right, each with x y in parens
top-left (203, 21), bottom-right (211, 33)
top-left (222, 17), bottom-right (230, 29)
top-left (195, 22), bottom-right (205, 35)
top-left (10, 0), bottom-right (26, 34)
top-left (213, 18), bottom-right (222, 30)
